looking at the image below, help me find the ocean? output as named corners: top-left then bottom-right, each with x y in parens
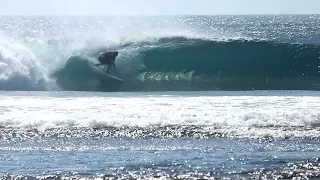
top-left (0, 15), bottom-right (320, 179)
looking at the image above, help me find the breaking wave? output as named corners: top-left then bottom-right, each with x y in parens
top-left (51, 37), bottom-right (320, 91)
top-left (0, 16), bottom-right (319, 91)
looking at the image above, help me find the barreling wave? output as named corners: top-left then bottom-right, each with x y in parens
top-left (52, 37), bottom-right (320, 91)
top-left (1, 34), bottom-right (319, 91)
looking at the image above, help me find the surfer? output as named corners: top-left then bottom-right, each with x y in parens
top-left (95, 51), bottom-right (118, 73)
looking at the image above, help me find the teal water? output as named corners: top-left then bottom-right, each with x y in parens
top-left (0, 15), bottom-right (319, 91)
top-left (1, 90), bottom-right (320, 179)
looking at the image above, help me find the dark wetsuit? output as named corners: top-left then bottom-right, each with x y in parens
top-left (96, 51), bottom-right (118, 73)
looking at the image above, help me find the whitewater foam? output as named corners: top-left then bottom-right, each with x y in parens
top-left (0, 36), bottom-right (47, 90)
top-left (1, 91), bottom-right (320, 139)
top-left (0, 16), bottom-right (214, 91)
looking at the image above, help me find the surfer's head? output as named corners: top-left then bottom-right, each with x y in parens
top-left (107, 51), bottom-right (118, 57)
top-left (99, 51), bottom-right (118, 58)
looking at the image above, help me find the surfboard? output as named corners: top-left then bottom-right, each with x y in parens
top-left (88, 61), bottom-right (124, 82)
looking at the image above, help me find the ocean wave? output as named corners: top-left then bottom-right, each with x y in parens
top-left (1, 34), bottom-right (320, 91)
top-left (51, 37), bottom-right (320, 91)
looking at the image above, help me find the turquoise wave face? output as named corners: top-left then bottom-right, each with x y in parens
top-left (139, 37), bottom-right (320, 77)
top-left (51, 37), bottom-right (320, 91)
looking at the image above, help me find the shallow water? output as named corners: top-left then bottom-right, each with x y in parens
top-left (1, 90), bottom-right (320, 179)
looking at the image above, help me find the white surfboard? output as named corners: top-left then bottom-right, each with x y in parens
top-left (88, 61), bottom-right (124, 82)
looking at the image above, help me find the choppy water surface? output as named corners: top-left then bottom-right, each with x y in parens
top-left (1, 90), bottom-right (320, 179)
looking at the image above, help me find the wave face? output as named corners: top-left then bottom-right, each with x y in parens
top-left (131, 38), bottom-right (320, 91)
top-left (0, 16), bottom-right (319, 91)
